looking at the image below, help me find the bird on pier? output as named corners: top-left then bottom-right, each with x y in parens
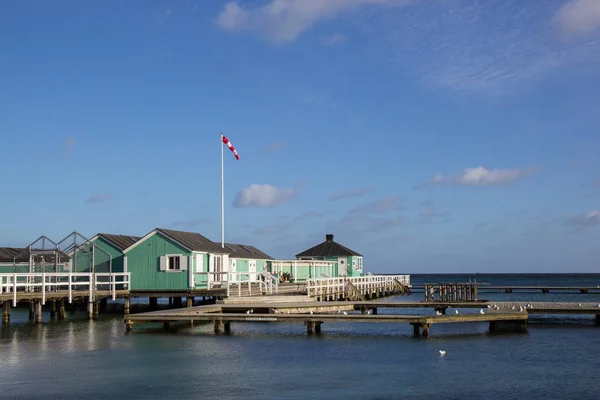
top-left (367, 309), bottom-right (372, 315)
top-left (455, 310), bottom-right (459, 314)
top-left (439, 350), bottom-right (446, 356)
top-left (436, 310), bottom-right (442, 316)
top-left (309, 311), bottom-right (313, 315)
top-left (480, 309), bottom-right (485, 314)
top-left (343, 311), bottom-right (348, 316)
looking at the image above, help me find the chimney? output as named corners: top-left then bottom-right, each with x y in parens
top-left (326, 234), bottom-right (334, 242)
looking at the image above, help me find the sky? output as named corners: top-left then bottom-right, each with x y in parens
top-left (1, 0), bottom-right (599, 273)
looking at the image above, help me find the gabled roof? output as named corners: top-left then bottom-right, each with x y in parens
top-left (96, 233), bottom-right (141, 252)
top-left (216, 242), bottom-right (274, 260)
top-left (0, 247), bottom-right (70, 263)
top-left (295, 234), bottom-right (362, 258)
top-left (0, 247), bottom-right (24, 263)
top-left (156, 229), bottom-right (228, 253)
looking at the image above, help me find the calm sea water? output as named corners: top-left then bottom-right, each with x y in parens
top-left (2, 274), bottom-right (600, 400)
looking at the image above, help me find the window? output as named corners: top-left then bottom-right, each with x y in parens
top-left (168, 256), bottom-right (181, 271)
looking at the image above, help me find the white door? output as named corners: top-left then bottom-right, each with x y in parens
top-left (230, 259), bottom-right (237, 283)
top-left (249, 260), bottom-right (257, 282)
top-left (338, 257), bottom-right (348, 277)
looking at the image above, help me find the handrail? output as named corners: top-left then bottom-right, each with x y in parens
top-left (306, 275), bottom-right (411, 300)
top-left (0, 272), bottom-right (131, 306)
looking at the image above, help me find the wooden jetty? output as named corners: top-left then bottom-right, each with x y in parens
top-left (0, 272), bottom-right (130, 323)
top-left (413, 284), bottom-right (600, 294)
top-left (123, 299), bottom-right (600, 337)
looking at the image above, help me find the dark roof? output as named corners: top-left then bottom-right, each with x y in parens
top-left (97, 233), bottom-right (141, 252)
top-left (295, 234), bottom-right (362, 258)
top-left (157, 228), bottom-right (227, 253)
top-left (217, 242), bottom-right (274, 260)
top-left (0, 247), bottom-right (70, 263)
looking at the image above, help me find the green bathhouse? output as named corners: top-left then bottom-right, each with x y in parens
top-left (218, 242), bottom-right (274, 283)
top-left (295, 234), bottom-right (364, 277)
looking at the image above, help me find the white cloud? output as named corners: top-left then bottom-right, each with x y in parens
top-left (328, 186), bottom-right (376, 201)
top-left (86, 193), bottom-right (111, 204)
top-left (566, 210), bottom-right (600, 232)
top-left (323, 32), bottom-right (347, 45)
top-left (216, 0), bottom-right (407, 44)
top-left (361, 1), bottom-right (600, 93)
top-left (554, 0), bottom-right (600, 37)
top-left (424, 166), bottom-right (537, 186)
top-left (233, 184), bottom-right (295, 207)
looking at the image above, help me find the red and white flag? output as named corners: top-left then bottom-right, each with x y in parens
top-left (222, 134), bottom-right (240, 160)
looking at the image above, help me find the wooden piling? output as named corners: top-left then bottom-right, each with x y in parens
top-left (93, 302), bottom-right (99, 318)
top-left (50, 300), bottom-right (57, 319)
top-left (125, 320), bottom-right (133, 332)
top-left (596, 314), bottom-right (600, 326)
top-left (149, 297), bottom-right (158, 310)
top-left (87, 302), bottom-right (94, 320)
top-left (186, 296), bottom-right (193, 308)
top-left (124, 297), bottom-right (130, 315)
top-left (35, 301), bottom-right (42, 324)
top-left (305, 320), bottom-right (315, 334)
top-left (224, 322), bottom-right (231, 333)
top-left (29, 302), bottom-right (35, 320)
top-left (213, 320), bottom-right (222, 333)
top-left (2, 302), bottom-right (10, 323)
top-left (99, 298), bottom-right (108, 313)
top-left (58, 299), bottom-right (67, 320)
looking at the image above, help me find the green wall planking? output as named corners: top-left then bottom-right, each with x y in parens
top-left (125, 233), bottom-right (192, 291)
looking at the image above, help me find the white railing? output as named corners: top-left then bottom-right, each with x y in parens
top-left (193, 271), bottom-right (279, 297)
top-left (307, 275), bottom-right (411, 300)
top-left (0, 272), bottom-right (130, 306)
top-left (270, 260), bottom-right (338, 282)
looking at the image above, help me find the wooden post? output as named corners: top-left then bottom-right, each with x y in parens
top-left (169, 297), bottom-right (173, 306)
top-left (58, 299), bottom-right (67, 320)
top-left (29, 302), bottom-right (35, 320)
top-left (124, 297), bottom-right (130, 315)
top-left (596, 314), bottom-right (600, 327)
top-left (412, 323), bottom-right (420, 337)
top-left (173, 297), bottom-right (183, 308)
top-left (149, 297), bottom-right (158, 310)
top-left (93, 302), bottom-right (99, 318)
top-left (100, 298), bottom-right (108, 313)
top-left (315, 322), bottom-right (322, 333)
top-left (306, 320), bottom-right (314, 334)
top-left (87, 302), bottom-right (94, 320)
top-left (35, 301), bottom-right (42, 324)
top-left (187, 296), bottom-right (193, 308)
top-left (2, 302), bottom-right (10, 324)
top-left (213, 320), bottom-right (222, 333)
top-left (224, 322), bottom-right (231, 333)
top-left (424, 285), bottom-right (429, 302)
top-left (50, 300), bottom-right (57, 319)
top-left (125, 320), bottom-right (133, 332)
top-left (473, 283), bottom-right (478, 301)
top-left (163, 322), bottom-right (170, 331)
top-left (422, 323), bottom-right (430, 337)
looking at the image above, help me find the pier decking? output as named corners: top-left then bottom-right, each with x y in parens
top-left (129, 299), bottom-right (600, 337)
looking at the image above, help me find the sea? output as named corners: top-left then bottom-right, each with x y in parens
top-left (2, 273), bottom-right (600, 400)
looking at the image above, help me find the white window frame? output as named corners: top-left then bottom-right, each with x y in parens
top-left (162, 254), bottom-right (187, 273)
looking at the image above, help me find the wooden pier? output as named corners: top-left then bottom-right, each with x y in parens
top-left (413, 284), bottom-right (600, 294)
top-left (123, 299), bottom-right (600, 337)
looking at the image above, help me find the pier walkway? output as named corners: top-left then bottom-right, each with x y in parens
top-left (123, 299), bottom-right (599, 337)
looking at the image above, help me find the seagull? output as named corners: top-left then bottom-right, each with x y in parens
top-left (579, 303), bottom-right (582, 307)
top-left (367, 309), bottom-right (372, 315)
top-left (455, 310), bottom-right (459, 314)
top-left (480, 309), bottom-right (485, 314)
top-left (511, 306), bottom-right (515, 310)
top-left (439, 350), bottom-right (446, 356)
top-left (486, 305), bottom-right (491, 308)
top-left (309, 311), bottom-right (313, 315)
top-left (343, 311), bottom-right (348, 316)
top-left (519, 307), bottom-right (524, 312)
top-left (436, 310), bottom-right (442, 316)
top-left (246, 310), bottom-right (251, 314)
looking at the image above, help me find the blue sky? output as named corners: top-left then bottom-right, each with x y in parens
top-left (1, 0), bottom-right (599, 273)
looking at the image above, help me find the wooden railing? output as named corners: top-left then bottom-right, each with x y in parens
top-left (270, 260), bottom-right (338, 282)
top-left (0, 272), bottom-right (130, 306)
top-left (307, 275), bottom-right (411, 300)
top-left (193, 271), bottom-right (279, 296)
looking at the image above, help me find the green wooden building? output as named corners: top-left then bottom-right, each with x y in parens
top-left (120, 228), bottom-right (233, 291)
top-left (71, 233), bottom-right (141, 273)
top-left (218, 242), bottom-right (274, 283)
top-left (295, 234), bottom-right (363, 277)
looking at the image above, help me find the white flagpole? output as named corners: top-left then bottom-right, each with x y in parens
top-left (221, 133), bottom-right (225, 248)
